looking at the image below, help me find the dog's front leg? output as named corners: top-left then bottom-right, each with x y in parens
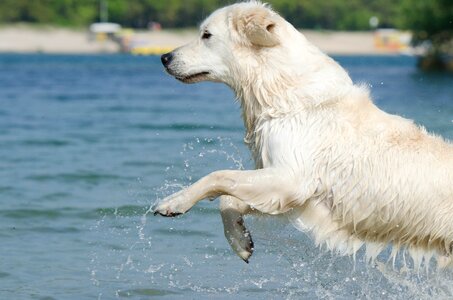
top-left (153, 168), bottom-right (297, 216)
top-left (220, 195), bottom-right (253, 262)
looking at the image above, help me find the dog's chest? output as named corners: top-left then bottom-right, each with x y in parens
top-left (250, 115), bottom-right (330, 169)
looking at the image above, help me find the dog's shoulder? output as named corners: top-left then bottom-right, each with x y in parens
top-left (336, 86), bottom-right (452, 159)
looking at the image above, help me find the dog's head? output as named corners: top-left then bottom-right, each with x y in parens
top-left (161, 2), bottom-right (294, 86)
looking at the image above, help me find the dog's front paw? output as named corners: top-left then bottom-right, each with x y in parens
top-left (152, 190), bottom-right (193, 217)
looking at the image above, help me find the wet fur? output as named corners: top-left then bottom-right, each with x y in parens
top-left (155, 1), bottom-right (453, 268)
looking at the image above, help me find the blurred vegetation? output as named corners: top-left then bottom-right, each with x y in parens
top-left (267, 0), bottom-right (401, 30)
top-left (397, 0), bottom-right (452, 69)
top-left (0, 0), bottom-right (450, 34)
top-left (0, 0), bottom-right (407, 30)
top-left (0, 0), bottom-right (451, 68)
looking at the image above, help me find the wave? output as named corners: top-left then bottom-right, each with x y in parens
top-left (0, 204), bottom-right (149, 220)
top-left (131, 123), bottom-right (242, 132)
top-left (26, 172), bottom-right (125, 184)
top-left (21, 139), bottom-right (71, 147)
top-left (116, 288), bottom-right (179, 297)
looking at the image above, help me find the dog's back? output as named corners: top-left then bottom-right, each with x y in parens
top-left (284, 92), bottom-right (453, 266)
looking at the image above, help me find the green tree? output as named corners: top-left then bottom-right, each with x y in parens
top-left (0, 0), bottom-right (404, 30)
top-left (397, 0), bottom-right (453, 70)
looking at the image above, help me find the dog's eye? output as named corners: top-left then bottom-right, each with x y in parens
top-left (202, 31), bottom-right (212, 40)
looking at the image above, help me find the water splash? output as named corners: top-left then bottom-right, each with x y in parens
top-left (89, 137), bottom-right (453, 299)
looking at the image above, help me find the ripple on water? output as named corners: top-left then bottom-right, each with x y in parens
top-left (0, 207), bottom-right (120, 220)
top-left (15, 226), bottom-right (81, 234)
top-left (95, 205), bottom-right (150, 217)
top-left (0, 186), bottom-right (14, 193)
top-left (131, 123), bottom-right (242, 132)
top-left (52, 93), bottom-right (106, 102)
top-left (0, 225), bottom-right (81, 237)
top-left (21, 139), bottom-right (71, 147)
top-left (26, 172), bottom-right (124, 185)
top-left (38, 192), bottom-right (72, 201)
top-left (152, 228), bottom-right (216, 238)
top-left (122, 160), bottom-right (170, 168)
top-left (116, 288), bottom-right (179, 297)
top-left (1, 208), bottom-right (63, 219)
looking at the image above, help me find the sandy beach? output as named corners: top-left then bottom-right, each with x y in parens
top-left (0, 25), bottom-right (400, 55)
top-left (0, 25), bottom-right (119, 53)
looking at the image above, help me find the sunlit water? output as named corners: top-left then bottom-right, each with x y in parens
top-left (0, 54), bottom-right (452, 299)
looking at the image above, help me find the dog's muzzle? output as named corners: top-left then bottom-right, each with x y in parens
top-left (161, 52), bottom-right (173, 67)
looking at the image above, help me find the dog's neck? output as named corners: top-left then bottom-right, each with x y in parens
top-left (232, 74), bottom-right (292, 144)
top-left (230, 51), bottom-right (354, 153)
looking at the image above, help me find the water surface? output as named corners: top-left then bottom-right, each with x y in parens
top-left (0, 54), bottom-right (452, 299)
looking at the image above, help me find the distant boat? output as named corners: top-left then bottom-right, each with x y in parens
top-left (130, 45), bottom-right (174, 56)
top-left (89, 22), bottom-right (121, 41)
top-left (373, 28), bottom-right (412, 54)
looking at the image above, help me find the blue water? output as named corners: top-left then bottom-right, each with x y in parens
top-left (0, 54), bottom-right (452, 299)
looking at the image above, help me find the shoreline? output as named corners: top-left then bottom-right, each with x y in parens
top-left (0, 25), bottom-right (408, 56)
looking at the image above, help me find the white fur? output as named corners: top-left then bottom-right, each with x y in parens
top-left (155, 1), bottom-right (453, 268)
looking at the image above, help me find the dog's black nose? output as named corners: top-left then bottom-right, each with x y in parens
top-left (161, 52), bottom-right (173, 67)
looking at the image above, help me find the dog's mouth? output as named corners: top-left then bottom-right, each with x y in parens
top-left (175, 71), bottom-right (210, 83)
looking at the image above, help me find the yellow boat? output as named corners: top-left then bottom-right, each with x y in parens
top-left (131, 46), bottom-right (174, 55)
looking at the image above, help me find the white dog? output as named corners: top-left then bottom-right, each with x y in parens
top-left (154, 1), bottom-right (453, 268)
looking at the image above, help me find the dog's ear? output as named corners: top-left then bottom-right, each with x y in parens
top-left (237, 8), bottom-right (279, 47)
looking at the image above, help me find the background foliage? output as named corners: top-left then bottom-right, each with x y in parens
top-left (397, 0), bottom-right (453, 48)
top-left (0, 0), bottom-right (425, 29)
top-left (0, 0), bottom-right (451, 44)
